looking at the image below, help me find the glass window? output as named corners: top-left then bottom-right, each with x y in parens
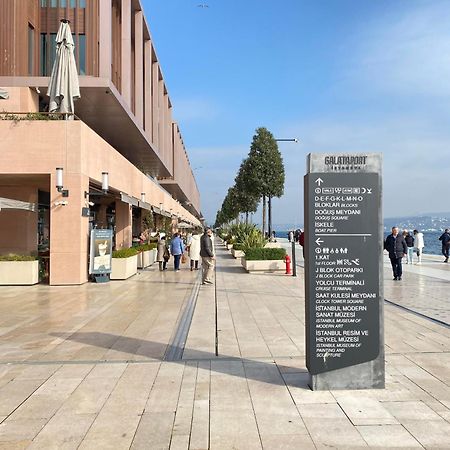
top-left (70, 0), bottom-right (76, 7)
top-left (40, 33), bottom-right (47, 75)
top-left (28, 24), bottom-right (34, 75)
top-left (40, 0), bottom-right (47, 6)
top-left (79, 0), bottom-right (86, 8)
top-left (50, 0), bottom-right (57, 7)
top-left (49, 33), bottom-right (57, 71)
top-left (78, 34), bottom-right (86, 75)
top-left (60, 0), bottom-right (67, 6)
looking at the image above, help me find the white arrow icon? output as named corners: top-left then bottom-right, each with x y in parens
top-left (315, 178), bottom-right (324, 186)
top-left (315, 237), bottom-right (323, 245)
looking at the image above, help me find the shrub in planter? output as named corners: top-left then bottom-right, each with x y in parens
top-left (112, 247), bottom-right (139, 258)
top-left (232, 243), bottom-right (244, 251)
top-left (0, 254), bottom-right (37, 261)
top-left (0, 254), bottom-right (39, 285)
top-left (111, 247), bottom-right (138, 280)
top-left (245, 247), bottom-right (286, 261)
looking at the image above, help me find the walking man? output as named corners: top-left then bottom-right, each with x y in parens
top-left (200, 228), bottom-right (215, 285)
top-left (384, 226), bottom-right (407, 281)
top-left (439, 228), bottom-right (450, 263)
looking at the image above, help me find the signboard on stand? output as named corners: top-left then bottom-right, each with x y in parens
top-left (89, 228), bottom-right (113, 280)
top-left (304, 153), bottom-right (384, 390)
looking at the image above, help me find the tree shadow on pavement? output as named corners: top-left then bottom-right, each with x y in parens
top-left (50, 331), bottom-right (310, 389)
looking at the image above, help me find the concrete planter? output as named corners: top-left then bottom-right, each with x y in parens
top-left (241, 258), bottom-right (285, 273)
top-left (150, 248), bottom-right (157, 264)
top-left (137, 250), bottom-right (152, 269)
top-left (226, 244), bottom-right (233, 250)
top-left (231, 248), bottom-right (245, 258)
top-left (0, 260), bottom-right (39, 285)
top-left (111, 255), bottom-right (138, 280)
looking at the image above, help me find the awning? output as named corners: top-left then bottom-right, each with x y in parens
top-left (178, 221), bottom-right (194, 229)
top-left (0, 197), bottom-right (36, 212)
top-left (120, 192), bottom-right (139, 207)
top-left (138, 200), bottom-right (152, 211)
top-left (151, 206), bottom-right (172, 218)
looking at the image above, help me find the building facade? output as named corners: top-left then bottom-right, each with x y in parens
top-left (0, 0), bottom-right (202, 285)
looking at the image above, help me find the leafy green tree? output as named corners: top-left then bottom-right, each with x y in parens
top-left (234, 158), bottom-right (259, 224)
top-left (245, 127), bottom-right (285, 235)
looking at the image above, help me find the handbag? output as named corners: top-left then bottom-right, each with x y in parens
top-left (181, 253), bottom-right (187, 264)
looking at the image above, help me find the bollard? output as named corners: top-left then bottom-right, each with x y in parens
top-left (285, 254), bottom-right (291, 275)
top-left (292, 240), bottom-right (297, 277)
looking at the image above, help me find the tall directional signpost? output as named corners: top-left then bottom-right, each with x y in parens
top-left (304, 153), bottom-right (384, 390)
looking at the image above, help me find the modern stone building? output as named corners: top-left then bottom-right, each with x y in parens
top-left (0, 0), bottom-right (202, 285)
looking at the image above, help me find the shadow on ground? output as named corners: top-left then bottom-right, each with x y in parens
top-left (50, 331), bottom-right (309, 389)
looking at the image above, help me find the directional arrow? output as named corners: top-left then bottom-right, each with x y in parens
top-left (315, 177), bottom-right (324, 186)
top-left (315, 237), bottom-right (323, 245)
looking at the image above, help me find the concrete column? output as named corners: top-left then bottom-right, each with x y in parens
top-left (134, 10), bottom-right (144, 127)
top-left (159, 80), bottom-right (164, 157)
top-left (50, 173), bottom-right (90, 285)
top-left (99, 0), bottom-right (112, 79)
top-left (115, 201), bottom-right (132, 249)
top-left (121, 0), bottom-right (132, 106)
top-left (152, 62), bottom-right (159, 148)
top-left (144, 40), bottom-right (152, 140)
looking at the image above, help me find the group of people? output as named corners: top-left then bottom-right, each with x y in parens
top-left (155, 228), bottom-right (216, 285)
top-left (384, 227), bottom-right (450, 281)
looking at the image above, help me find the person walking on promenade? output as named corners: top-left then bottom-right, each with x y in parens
top-left (189, 232), bottom-right (201, 271)
top-left (156, 235), bottom-right (169, 271)
top-left (288, 230), bottom-right (294, 243)
top-left (200, 228), bottom-right (215, 285)
top-left (413, 229), bottom-right (425, 264)
top-left (439, 228), bottom-right (450, 263)
top-left (404, 231), bottom-right (414, 264)
top-left (384, 226), bottom-right (408, 280)
top-left (170, 233), bottom-right (185, 271)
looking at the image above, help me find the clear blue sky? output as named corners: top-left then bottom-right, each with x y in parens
top-left (142, 0), bottom-right (450, 226)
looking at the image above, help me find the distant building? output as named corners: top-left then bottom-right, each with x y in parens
top-left (0, 0), bottom-right (201, 284)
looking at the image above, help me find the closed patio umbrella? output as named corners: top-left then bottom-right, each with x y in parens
top-left (47, 19), bottom-right (80, 116)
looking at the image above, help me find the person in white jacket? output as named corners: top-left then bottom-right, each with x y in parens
top-left (413, 229), bottom-right (425, 264)
top-left (189, 233), bottom-right (201, 271)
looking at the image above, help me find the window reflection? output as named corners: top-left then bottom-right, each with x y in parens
top-left (79, 34), bottom-right (86, 75)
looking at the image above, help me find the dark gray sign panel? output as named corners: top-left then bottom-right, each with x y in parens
top-left (305, 172), bottom-right (381, 375)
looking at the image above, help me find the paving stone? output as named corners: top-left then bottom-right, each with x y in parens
top-left (336, 396), bottom-right (398, 425)
top-left (356, 424), bottom-right (422, 448)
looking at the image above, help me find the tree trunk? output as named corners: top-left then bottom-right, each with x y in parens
top-left (236, 214), bottom-right (240, 224)
top-left (262, 195), bottom-right (266, 237)
top-left (245, 212), bottom-right (249, 224)
top-left (268, 196), bottom-right (272, 239)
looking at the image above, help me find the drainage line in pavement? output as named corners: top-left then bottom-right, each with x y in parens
top-left (164, 271), bottom-right (202, 361)
top-left (214, 258), bottom-right (219, 357)
top-left (384, 298), bottom-right (449, 329)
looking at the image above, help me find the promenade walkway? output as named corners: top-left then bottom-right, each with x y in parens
top-left (0, 242), bottom-right (449, 448)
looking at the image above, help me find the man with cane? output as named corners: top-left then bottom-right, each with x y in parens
top-left (200, 228), bottom-right (215, 285)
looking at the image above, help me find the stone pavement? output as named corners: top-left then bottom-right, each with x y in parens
top-left (0, 243), bottom-right (449, 449)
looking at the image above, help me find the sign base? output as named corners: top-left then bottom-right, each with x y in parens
top-left (94, 274), bottom-right (110, 283)
top-left (309, 355), bottom-right (385, 390)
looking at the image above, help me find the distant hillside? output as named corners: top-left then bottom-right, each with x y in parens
top-left (384, 214), bottom-right (450, 231)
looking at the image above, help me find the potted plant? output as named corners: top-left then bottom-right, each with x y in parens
top-left (110, 247), bottom-right (139, 280)
top-left (0, 254), bottom-right (39, 285)
top-left (231, 243), bottom-right (245, 258)
top-left (241, 247), bottom-right (286, 273)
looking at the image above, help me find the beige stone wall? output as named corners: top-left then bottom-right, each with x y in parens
top-left (0, 87), bottom-right (39, 113)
